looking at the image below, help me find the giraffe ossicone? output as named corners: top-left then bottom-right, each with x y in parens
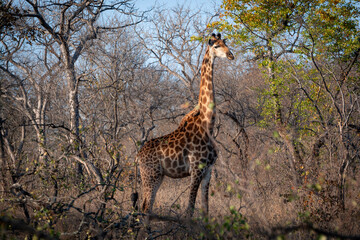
top-left (136, 33), bottom-right (234, 217)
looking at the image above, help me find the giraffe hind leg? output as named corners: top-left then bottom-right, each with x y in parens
top-left (140, 165), bottom-right (164, 215)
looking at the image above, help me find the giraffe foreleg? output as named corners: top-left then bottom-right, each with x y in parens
top-left (186, 169), bottom-right (203, 217)
top-left (201, 166), bottom-right (212, 216)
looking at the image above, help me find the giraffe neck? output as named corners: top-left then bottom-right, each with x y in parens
top-left (198, 47), bottom-right (215, 132)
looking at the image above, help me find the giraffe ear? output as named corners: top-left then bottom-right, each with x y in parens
top-left (217, 33), bottom-right (221, 39)
top-left (208, 38), bottom-right (215, 46)
top-left (209, 33), bottom-right (217, 46)
top-left (223, 38), bottom-right (227, 44)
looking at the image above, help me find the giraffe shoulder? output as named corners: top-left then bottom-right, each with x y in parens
top-left (178, 107), bottom-right (200, 129)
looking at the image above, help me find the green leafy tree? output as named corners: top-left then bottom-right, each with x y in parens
top-left (213, 0), bottom-right (308, 185)
top-left (215, 0), bottom-right (360, 209)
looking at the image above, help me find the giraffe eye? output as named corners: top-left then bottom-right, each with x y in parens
top-left (214, 45), bottom-right (220, 49)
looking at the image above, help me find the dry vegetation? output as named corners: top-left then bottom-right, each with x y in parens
top-left (1, 0), bottom-right (360, 239)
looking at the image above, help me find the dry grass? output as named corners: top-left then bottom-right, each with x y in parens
top-left (1, 125), bottom-right (359, 239)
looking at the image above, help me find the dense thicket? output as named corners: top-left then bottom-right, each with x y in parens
top-left (1, 0), bottom-right (359, 239)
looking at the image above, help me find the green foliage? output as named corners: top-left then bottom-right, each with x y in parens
top-left (213, 4), bottom-right (360, 235)
top-left (201, 206), bottom-right (250, 239)
top-left (301, 0), bottom-right (360, 58)
top-left (216, 0), bottom-right (360, 52)
top-left (215, 0), bottom-right (360, 137)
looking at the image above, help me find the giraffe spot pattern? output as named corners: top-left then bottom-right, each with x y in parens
top-left (164, 158), bottom-right (171, 168)
top-left (193, 136), bottom-right (200, 145)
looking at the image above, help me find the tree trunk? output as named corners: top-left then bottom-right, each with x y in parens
top-left (267, 43), bottom-right (302, 186)
top-left (62, 44), bottom-right (83, 176)
top-left (339, 124), bottom-right (350, 210)
top-left (68, 77), bottom-right (83, 176)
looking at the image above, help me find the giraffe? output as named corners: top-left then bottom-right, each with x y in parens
top-left (136, 33), bottom-right (234, 217)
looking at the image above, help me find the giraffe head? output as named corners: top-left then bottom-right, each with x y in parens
top-left (208, 33), bottom-right (234, 60)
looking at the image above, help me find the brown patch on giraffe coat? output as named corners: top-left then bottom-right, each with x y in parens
top-left (195, 144), bottom-right (202, 151)
top-left (187, 123), bottom-right (194, 131)
top-left (200, 113), bottom-right (206, 121)
top-left (202, 96), bottom-right (207, 104)
top-left (197, 126), bottom-right (203, 135)
top-left (183, 148), bottom-right (189, 157)
top-left (201, 121), bottom-right (207, 130)
top-left (170, 149), bottom-right (175, 155)
top-left (179, 137), bottom-right (186, 146)
top-left (185, 131), bottom-right (192, 141)
top-left (164, 158), bottom-right (171, 168)
top-left (178, 157), bottom-right (185, 167)
top-left (178, 166), bottom-right (186, 173)
top-left (202, 105), bottom-right (207, 113)
top-left (193, 124), bottom-right (199, 133)
top-left (193, 136), bottom-right (200, 145)
top-left (176, 167), bottom-right (182, 174)
top-left (187, 144), bottom-right (194, 151)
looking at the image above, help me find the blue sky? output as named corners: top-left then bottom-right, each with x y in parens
top-left (134, 0), bottom-right (222, 12)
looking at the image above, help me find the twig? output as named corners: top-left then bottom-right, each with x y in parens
top-left (270, 224), bottom-right (360, 239)
top-left (0, 216), bottom-right (58, 240)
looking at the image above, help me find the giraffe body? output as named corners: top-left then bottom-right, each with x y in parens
top-left (137, 33), bottom-right (234, 216)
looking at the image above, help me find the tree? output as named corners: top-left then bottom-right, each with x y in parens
top-left (213, 0), bottom-right (306, 187)
top-left (2, 0), bottom-right (144, 175)
top-left (290, 0), bottom-right (360, 209)
top-left (216, 0), bottom-right (360, 210)
top-left (136, 4), bottom-right (211, 103)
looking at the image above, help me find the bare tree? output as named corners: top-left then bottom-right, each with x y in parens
top-left (3, 0), bottom-right (145, 174)
top-left (0, 44), bottom-right (59, 164)
top-left (136, 4), bottom-right (211, 103)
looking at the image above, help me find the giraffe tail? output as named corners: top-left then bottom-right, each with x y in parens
top-left (131, 156), bottom-right (139, 211)
top-left (131, 192), bottom-right (139, 210)
top-left (141, 197), bottom-right (147, 212)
